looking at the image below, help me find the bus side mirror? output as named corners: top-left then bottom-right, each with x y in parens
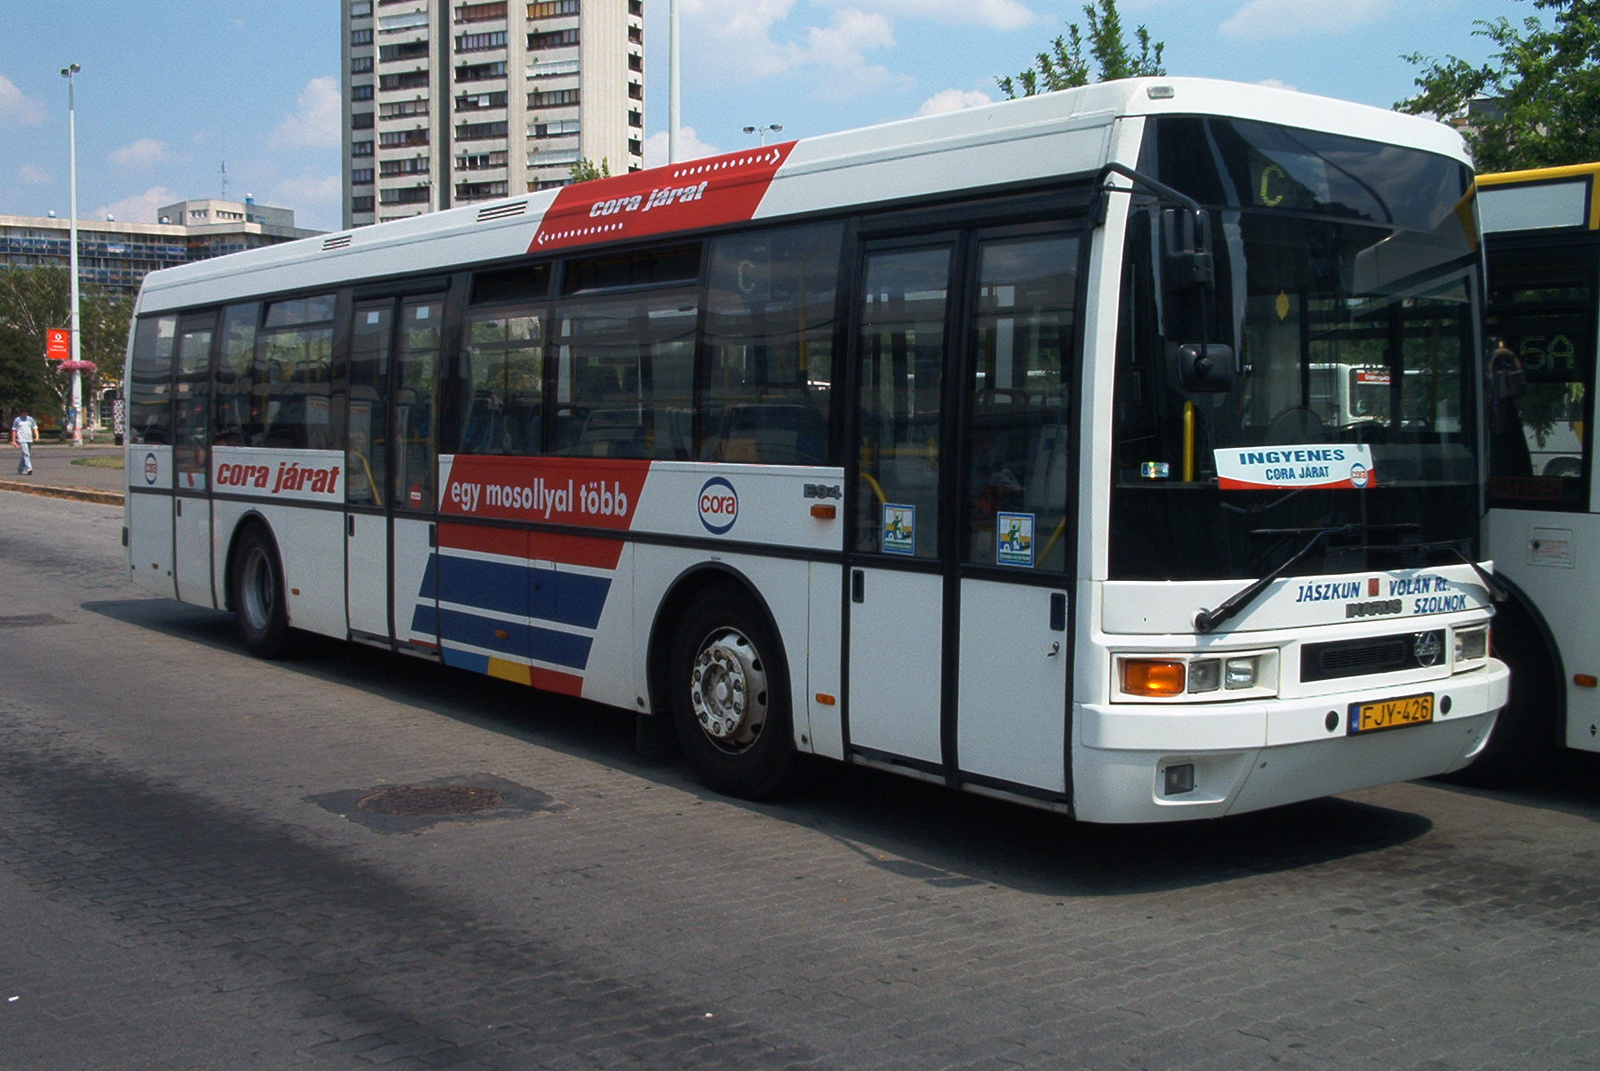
top-left (1162, 207), bottom-right (1215, 292)
top-left (1175, 343), bottom-right (1237, 392)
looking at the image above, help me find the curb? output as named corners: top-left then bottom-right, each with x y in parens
top-left (0, 480), bottom-right (123, 506)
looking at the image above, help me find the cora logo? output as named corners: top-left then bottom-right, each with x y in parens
top-left (698, 476), bottom-right (738, 535)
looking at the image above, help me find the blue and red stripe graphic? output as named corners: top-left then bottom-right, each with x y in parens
top-left (410, 458), bottom-right (648, 697)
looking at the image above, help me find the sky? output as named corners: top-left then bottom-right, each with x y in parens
top-left (0, 0), bottom-right (1538, 233)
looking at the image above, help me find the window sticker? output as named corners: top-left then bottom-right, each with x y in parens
top-left (882, 503), bottom-right (916, 555)
top-left (997, 512), bottom-right (1035, 568)
top-left (1214, 444), bottom-right (1376, 491)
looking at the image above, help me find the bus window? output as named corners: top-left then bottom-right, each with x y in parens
top-left (128, 314), bottom-right (177, 445)
top-left (1486, 246), bottom-right (1594, 509)
top-left (964, 233), bottom-right (1078, 570)
top-left (347, 302), bottom-right (391, 505)
top-left (214, 304), bottom-right (259, 445)
top-left (173, 316), bottom-right (215, 483)
top-left (701, 222), bottom-right (842, 464)
top-left (256, 295), bottom-right (337, 450)
top-left (855, 246), bottom-right (952, 559)
top-left (553, 288), bottom-right (698, 459)
top-left (459, 307), bottom-right (544, 456)
top-left (394, 298), bottom-right (443, 511)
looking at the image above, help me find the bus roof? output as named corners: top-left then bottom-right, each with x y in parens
top-left (134, 76), bottom-right (1469, 315)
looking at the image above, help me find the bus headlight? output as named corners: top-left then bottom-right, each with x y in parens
top-left (1122, 659), bottom-right (1187, 697)
top-left (1454, 625), bottom-right (1489, 668)
top-left (1225, 656), bottom-right (1259, 689)
top-left (1188, 659), bottom-right (1222, 693)
top-left (1116, 651), bottom-right (1276, 701)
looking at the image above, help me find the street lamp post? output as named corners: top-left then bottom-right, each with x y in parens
top-left (668, 0), bottom-right (680, 163)
top-left (60, 62), bottom-right (83, 446)
top-left (743, 123), bottom-right (782, 146)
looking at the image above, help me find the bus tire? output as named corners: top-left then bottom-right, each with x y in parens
top-left (669, 584), bottom-right (804, 800)
top-left (1447, 601), bottom-right (1555, 788)
top-left (231, 525), bottom-right (297, 660)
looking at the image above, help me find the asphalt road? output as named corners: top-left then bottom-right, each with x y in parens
top-left (1, 490), bottom-right (1597, 1070)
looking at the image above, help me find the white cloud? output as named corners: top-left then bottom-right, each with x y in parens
top-left (916, 88), bottom-right (995, 117)
top-left (0, 73), bottom-right (46, 126)
top-left (267, 172), bottom-right (342, 209)
top-left (1255, 77), bottom-right (1300, 92)
top-left (683, 2), bottom-right (902, 95)
top-left (17, 163), bottom-right (51, 186)
top-left (270, 76), bottom-right (341, 150)
top-left (847, 0), bottom-right (1036, 32)
top-left (93, 187), bottom-right (184, 225)
top-left (110, 138), bottom-right (175, 170)
top-left (644, 126), bottom-right (722, 169)
top-left (789, 10), bottom-right (902, 97)
top-left (1220, 0), bottom-right (1395, 40)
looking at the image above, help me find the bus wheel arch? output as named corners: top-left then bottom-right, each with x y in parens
top-left (1449, 580), bottom-right (1562, 788)
top-left (650, 568), bottom-right (805, 799)
top-left (227, 517), bottom-right (297, 660)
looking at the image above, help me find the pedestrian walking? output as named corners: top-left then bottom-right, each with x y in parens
top-left (11, 407), bottom-right (38, 475)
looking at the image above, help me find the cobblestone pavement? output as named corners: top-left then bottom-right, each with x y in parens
top-left (2, 491), bottom-right (1597, 1070)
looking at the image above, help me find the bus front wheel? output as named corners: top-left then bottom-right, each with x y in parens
top-left (1449, 600), bottom-right (1555, 788)
top-left (231, 526), bottom-right (295, 659)
top-left (669, 585), bottom-right (803, 800)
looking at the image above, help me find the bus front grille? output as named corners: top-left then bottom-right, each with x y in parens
top-left (1301, 630), bottom-right (1445, 682)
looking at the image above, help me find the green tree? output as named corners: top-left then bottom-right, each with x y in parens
top-left (0, 265), bottom-right (132, 424)
top-left (569, 157), bottom-right (612, 183)
top-left (998, 0), bottom-right (1165, 98)
top-left (0, 266), bottom-right (66, 417)
top-left (1398, 0), bottom-right (1600, 172)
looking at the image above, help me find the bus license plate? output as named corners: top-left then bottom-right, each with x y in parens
top-left (1348, 693), bottom-right (1434, 734)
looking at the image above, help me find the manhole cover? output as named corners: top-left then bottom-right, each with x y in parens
top-left (355, 785), bottom-right (505, 816)
top-left (308, 775), bottom-right (564, 833)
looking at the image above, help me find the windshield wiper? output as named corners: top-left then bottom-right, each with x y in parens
top-left (1362, 537), bottom-right (1508, 603)
top-left (1193, 522), bottom-right (1419, 634)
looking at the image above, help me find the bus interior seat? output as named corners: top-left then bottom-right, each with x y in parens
top-left (714, 403), bottom-right (827, 464)
top-left (580, 408), bottom-right (651, 457)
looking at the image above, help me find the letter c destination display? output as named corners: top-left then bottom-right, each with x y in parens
top-left (1214, 444), bottom-right (1377, 491)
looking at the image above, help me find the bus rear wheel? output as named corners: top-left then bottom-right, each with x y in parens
top-left (669, 585), bottom-right (803, 800)
top-left (231, 526), bottom-right (296, 659)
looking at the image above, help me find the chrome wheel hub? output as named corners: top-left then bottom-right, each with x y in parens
top-left (690, 628), bottom-right (768, 752)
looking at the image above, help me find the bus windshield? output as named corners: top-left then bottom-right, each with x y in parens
top-left (1111, 117), bottom-right (1483, 581)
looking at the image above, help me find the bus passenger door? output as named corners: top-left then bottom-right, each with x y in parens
top-left (172, 313), bottom-right (217, 607)
top-left (951, 231), bottom-right (1078, 795)
top-left (846, 230), bottom-right (1078, 797)
top-left (346, 300), bottom-right (392, 640)
top-left (390, 296), bottom-right (446, 650)
top-left (846, 244), bottom-right (953, 771)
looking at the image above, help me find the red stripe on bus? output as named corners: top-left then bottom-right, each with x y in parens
top-left (436, 520), bottom-right (623, 571)
top-left (437, 521), bottom-right (525, 558)
top-left (528, 143), bottom-right (796, 254)
top-left (441, 455), bottom-right (651, 531)
top-left (528, 531), bottom-right (624, 571)
top-left (530, 666), bottom-right (585, 697)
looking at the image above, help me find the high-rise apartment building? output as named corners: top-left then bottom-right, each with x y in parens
top-left (342, 0), bottom-right (646, 229)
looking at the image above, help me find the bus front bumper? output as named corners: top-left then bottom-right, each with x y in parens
top-left (1070, 659), bottom-right (1510, 824)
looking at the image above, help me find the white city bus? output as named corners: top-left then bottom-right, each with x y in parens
top-left (123, 78), bottom-right (1507, 822)
top-left (1472, 161), bottom-right (1600, 783)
